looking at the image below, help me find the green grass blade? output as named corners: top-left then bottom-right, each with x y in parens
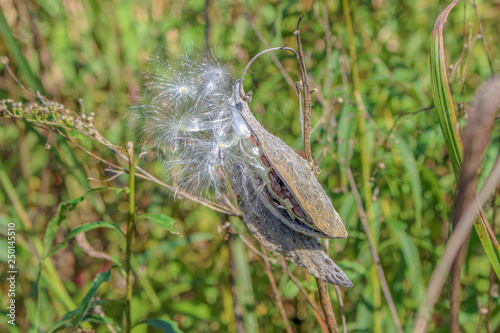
top-left (72, 269), bottom-right (112, 330)
top-left (232, 236), bottom-right (258, 333)
top-left (430, 2), bottom-right (463, 178)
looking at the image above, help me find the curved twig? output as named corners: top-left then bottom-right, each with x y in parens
top-left (238, 46), bottom-right (299, 97)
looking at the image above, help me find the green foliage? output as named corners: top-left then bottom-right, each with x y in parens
top-left (41, 187), bottom-right (109, 260)
top-left (72, 269), bottom-right (113, 330)
top-left (0, 0), bottom-right (499, 332)
top-left (134, 318), bottom-right (183, 333)
top-left (138, 213), bottom-right (180, 237)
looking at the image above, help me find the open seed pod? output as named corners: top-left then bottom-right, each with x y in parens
top-left (138, 48), bottom-right (350, 285)
top-left (231, 163), bottom-right (352, 287)
top-left (230, 80), bottom-right (351, 286)
top-left (231, 80), bottom-right (348, 239)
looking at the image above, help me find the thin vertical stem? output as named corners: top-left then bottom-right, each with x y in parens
top-left (294, 15), bottom-right (315, 169)
top-left (124, 142), bottom-right (136, 333)
top-left (487, 187), bottom-right (499, 333)
top-left (204, 0), bottom-right (211, 55)
top-left (472, 0), bottom-right (494, 74)
top-left (317, 279), bottom-right (339, 333)
top-left (261, 246), bottom-right (293, 333)
top-left (333, 285), bottom-right (347, 333)
top-left (228, 235), bottom-right (247, 333)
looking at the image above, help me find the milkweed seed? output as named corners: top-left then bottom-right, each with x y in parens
top-left (290, 197), bottom-right (298, 206)
top-left (271, 182), bottom-right (281, 193)
top-left (249, 134), bottom-right (259, 146)
top-left (268, 170), bottom-right (278, 183)
top-left (292, 206), bottom-right (305, 218)
top-left (260, 154), bottom-right (271, 168)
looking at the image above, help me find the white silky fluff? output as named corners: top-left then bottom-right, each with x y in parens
top-left (139, 50), bottom-right (261, 200)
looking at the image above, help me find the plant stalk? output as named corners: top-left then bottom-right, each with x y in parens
top-left (317, 279), bottom-right (339, 333)
top-left (125, 142), bottom-right (136, 333)
top-left (294, 15), bottom-right (314, 167)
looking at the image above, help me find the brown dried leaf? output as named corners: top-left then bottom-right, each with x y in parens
top-left (454, 75), bottom-right (500, 224)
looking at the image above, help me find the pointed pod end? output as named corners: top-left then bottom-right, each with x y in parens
top-left (316, 216), bottom-right (348, 239)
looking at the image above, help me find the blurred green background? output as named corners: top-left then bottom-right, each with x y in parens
top-left (0, 0), bottom-right (499, 332)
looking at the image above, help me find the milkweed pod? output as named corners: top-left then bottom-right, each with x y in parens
top-left (231, 80), bottom-right (347, 239)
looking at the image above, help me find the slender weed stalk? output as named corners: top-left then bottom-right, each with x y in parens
top-left (124, 142), bottom-right (136, 333)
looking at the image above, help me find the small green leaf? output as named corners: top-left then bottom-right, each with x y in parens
top-left (46, 221), bottom-right (125, 258)
top-left (138, 213), bottom-right (181, 236)
top-left (134, 318), bottom-right (183, 333)
top-left (72, 269), bottom-right (112, 330)
top-left (48, 310), bottom-right (77, 332)
top-left (42, 203), bottom-right (75, 259)
top-left (49, 299), bottom-right (122, 333)
top-left (41, 187), bottom-right (108, 259)
top-left (67, 221), bottom-right (125, 238)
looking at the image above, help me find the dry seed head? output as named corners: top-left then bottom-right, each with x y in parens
top-left (136, 50), bottom-right (262, 200)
